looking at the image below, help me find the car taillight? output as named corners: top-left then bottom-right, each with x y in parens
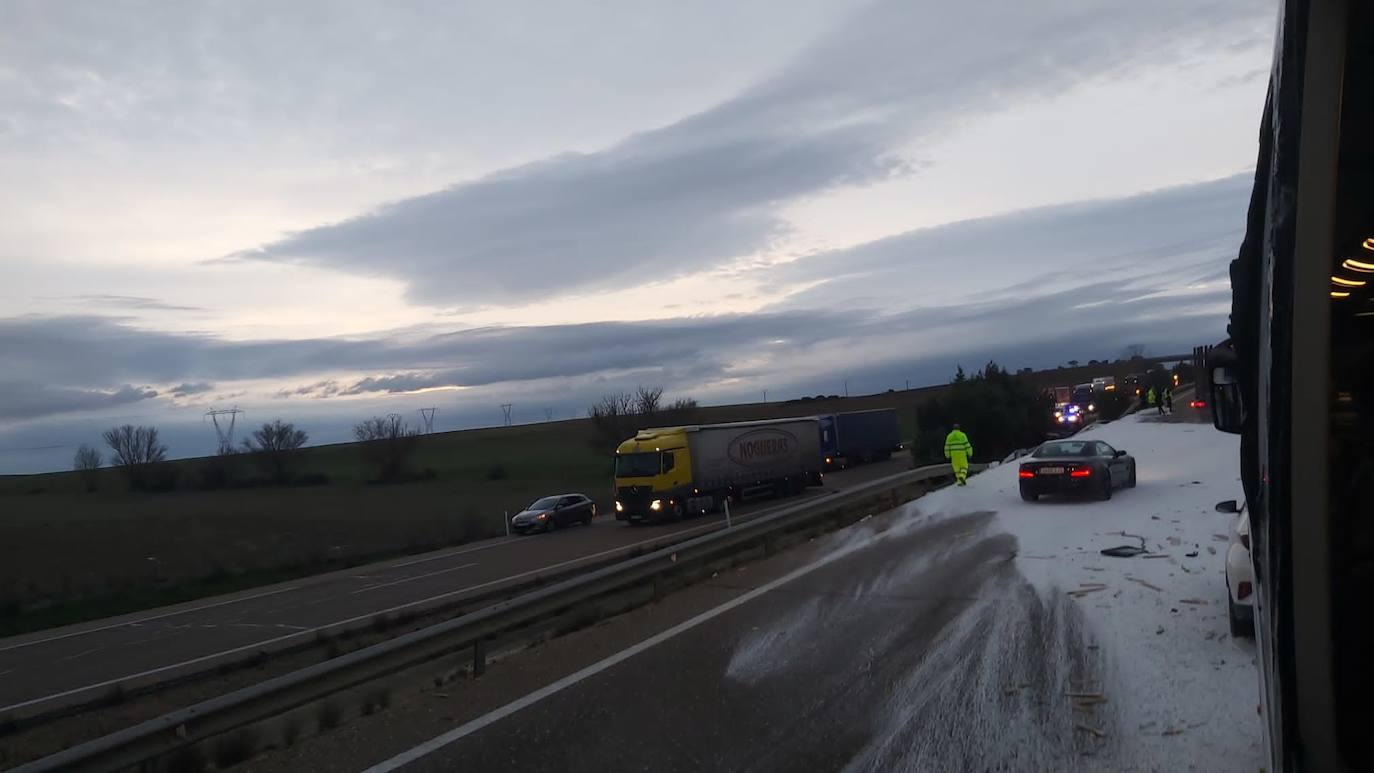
top-left (1069, 468), bottom-right (1092, 478)
top-left (1238, 581), bottom-right (1253, 601)
top-left (1018, 469), bottom-right (1035, 478)
top-left (1190, 400), bottom-right (1206, 409)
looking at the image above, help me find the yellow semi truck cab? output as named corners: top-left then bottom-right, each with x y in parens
top-left (612, 427), bottom-right (699, 520)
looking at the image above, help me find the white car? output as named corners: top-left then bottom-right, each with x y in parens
top-left (1221, 500), bottom-right (1255, 637)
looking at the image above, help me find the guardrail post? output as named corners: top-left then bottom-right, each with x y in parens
top-left (472, 638), bottom-right (486, 677)
top-left (504, 511), bottom-right (509, 538)
top-left (724, 498), bottom-right (732, 529)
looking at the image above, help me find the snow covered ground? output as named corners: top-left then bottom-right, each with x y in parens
top-left (909, 412), bottom-right (1264, 770)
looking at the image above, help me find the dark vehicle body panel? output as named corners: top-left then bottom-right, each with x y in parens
top-left (817, 409), bottom-right (901, 468)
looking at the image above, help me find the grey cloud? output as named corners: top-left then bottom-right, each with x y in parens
top-left (275, 381), bottom-right (342, 399)
top-left (234, 0), bottom-right (1266, 306)
top-left (71, 295), bottom-right (205, 313)
top-left (170, 381), bottom-right (214, 397)
top-left (768, 173), bottom-right (1252, 313)
top-left (232, 126), bottom-right (901, 304)
top-left (1212, 67), bottom-right (1270, 91)
top-left (0, 381), bottom-right (157, 421)
top-left (0, 309), bottom-right (858, 408)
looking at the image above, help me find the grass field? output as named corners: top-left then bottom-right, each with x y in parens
top-left (0, 358), bottom-right (1180, 631)
top-left (0, 419), bottom-right (616, 629)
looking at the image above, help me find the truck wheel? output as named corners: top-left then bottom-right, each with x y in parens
top-left (1228, 597), bottom-right (1254, 638)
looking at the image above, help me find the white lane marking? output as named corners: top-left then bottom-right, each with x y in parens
top-left (56, 647), bottom-right (104, 663)
top-left (0, 585), bottom-right (304, 654)
top-left (0, 491), bottom-right (832, 715)
top-left (352, 563), bottom-right (479, 594)
top-left (363, 532), bottom-right (853, 772)
top-left (389, 538), bottom-right (520, 569)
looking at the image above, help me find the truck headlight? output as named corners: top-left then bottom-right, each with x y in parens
top-left (650, 499), bottom-right (662, 511)
top-left (614, 501), bottom-right (623, 512)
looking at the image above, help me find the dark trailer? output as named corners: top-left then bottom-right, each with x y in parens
top-left (817, 409), bottom-right (901, 469)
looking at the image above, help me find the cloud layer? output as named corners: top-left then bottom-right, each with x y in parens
top-left (236, 0), bottom-right (1265, 307)
top-left (0, 170), bottom-right (1247, 429)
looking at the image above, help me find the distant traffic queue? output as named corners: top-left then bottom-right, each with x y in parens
top-left (611, 409), bottom-right (901, 523)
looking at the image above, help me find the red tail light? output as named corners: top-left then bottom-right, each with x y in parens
top-left (1190, 400), bottom-right (1206, 409)
top-left (1018, 469), bottom-right (1035, 478)
top-left (1238, 581), bottom-right (1253, 601)
top-left (1069, 467), bottom-right (1092, 478)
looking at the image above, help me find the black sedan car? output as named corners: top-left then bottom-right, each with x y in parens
top-left (1018, 439), bottom-right (1136, 502)
top-left (510, 493), bottom-right (597, 534)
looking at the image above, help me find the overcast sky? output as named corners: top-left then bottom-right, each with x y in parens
top-left (1, 0), bottom-right (1275, 473)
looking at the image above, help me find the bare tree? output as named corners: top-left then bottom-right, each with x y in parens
top-left (660, 397), bottom-right (699, 425)
top-left (588, 393), bottom-right (631, 450)
top-left (634, 386), bottom-right (664, 415)
top-left (1122, 343), bottom-right (1148, 360)
top-left (588, 387), bottom-right (697, 449)
top-left (243, 419), bottom-right (309, 483)
top-left (73, 444), bottom-right (102, 492)
top-left (353, 415), bottom-right (419, 482)
top-left (588, 391), bottom-right (634, 425)
top-left (102, 425), bottom-right (168, 489)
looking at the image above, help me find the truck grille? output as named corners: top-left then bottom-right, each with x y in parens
top-left (616, 486), bottom-right (653, 510)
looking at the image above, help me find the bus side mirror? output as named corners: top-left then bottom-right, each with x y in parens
top-left (1210, 364), bottom-right (1244, 434)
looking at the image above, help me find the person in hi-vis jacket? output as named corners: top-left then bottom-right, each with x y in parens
top-left (944, 423), bottom-right (973, 486)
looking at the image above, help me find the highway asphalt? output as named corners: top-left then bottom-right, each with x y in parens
top-left (0, 459), bottom-right (910, 718)
top-left (384, 512), bottom-right (1099, 772)
top-left (254, 499), bottom-right (1105, 773)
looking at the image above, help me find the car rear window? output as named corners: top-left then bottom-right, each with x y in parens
top-left (1034, 441), bottom-right (1090, 458)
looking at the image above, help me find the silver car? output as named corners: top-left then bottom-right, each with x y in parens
top-left (510, 493), bottom-right (597, 534)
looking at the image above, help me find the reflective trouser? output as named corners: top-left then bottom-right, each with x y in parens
top-left (950, 453), bottom-right (969, 483)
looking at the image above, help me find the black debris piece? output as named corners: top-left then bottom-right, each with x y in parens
top-left (1100, 545), bottom-right (1148, 558)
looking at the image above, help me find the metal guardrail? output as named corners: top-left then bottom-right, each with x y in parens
top-left (11, 462), bottom-right (982, 773)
